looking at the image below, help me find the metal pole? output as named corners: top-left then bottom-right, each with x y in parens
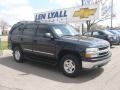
top-left (111, 0), bottom-right (113, 29)
top-left (81, 0), bottom-right (84, 35)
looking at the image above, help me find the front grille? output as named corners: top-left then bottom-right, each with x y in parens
top-left (98, 46), bottom-right (110, 57)
top-left (99, 52), bottom-right (109, 55)
top-left (99, 46), bottom-right (109, 50)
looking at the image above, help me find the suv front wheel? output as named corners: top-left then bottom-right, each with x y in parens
top-left (60, 54), bottom-right (81, 77)
top-left (13, 46), bottom-right (24, 63)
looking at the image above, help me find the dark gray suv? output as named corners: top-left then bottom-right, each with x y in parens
top-left (8, 21), bottom-right (111, 77)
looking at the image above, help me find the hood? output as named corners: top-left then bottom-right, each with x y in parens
top-left (62, 36), bottom-right (110, 47)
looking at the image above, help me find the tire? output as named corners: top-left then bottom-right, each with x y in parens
top-left (13, 46), bottom-right (24, 63)
top-left (60, 54), bottom-right (82, 77)
top-left (110, 43), bottom-right (112, 47)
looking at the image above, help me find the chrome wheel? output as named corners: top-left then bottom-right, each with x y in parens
top-left (14, 50), bottom-right (20, 61)
top-left (64, 59), bottom-right (75, 74)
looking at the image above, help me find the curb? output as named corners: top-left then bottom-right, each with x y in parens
top-left (0, 50), bottom-right (12, 56)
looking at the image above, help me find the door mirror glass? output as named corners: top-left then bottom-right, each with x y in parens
top-left (44, 33), bottom-right (53, 39)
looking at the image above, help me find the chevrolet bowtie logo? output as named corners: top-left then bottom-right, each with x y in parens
top-left (73, 8), bottom-right (97, 18)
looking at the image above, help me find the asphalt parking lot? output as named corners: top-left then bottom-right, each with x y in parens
top-left (0, 46), bottom-right (120, 90)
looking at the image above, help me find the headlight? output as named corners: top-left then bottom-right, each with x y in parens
top-left (85, 48), bottom-right (99, 58)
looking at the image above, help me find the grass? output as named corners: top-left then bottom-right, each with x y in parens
top-left (0, 41), bottom-right (8, 50)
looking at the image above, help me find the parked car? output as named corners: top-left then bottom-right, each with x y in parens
top-left (108, 30), bottom-right (120, 43)
top-left (8, 21), bottom-right (111, 77)
top-left (117, 30), bottom-right (120, 33)
top-left (84, 30), bottom-right (119, 46)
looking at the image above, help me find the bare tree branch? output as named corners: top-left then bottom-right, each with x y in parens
top-left (0, 20), bottom-right (10, 35)
top-left (83, 0), bottom-right (113, 31)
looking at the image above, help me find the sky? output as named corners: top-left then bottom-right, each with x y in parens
top-left (0, 0), bottom-right (120, 27)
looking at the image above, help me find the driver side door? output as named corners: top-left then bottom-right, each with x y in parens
top-left (32, 25), bottom-right (56, 60)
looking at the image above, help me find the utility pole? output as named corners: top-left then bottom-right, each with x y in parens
top-left (81, 0), bottom-right (84, 35)
top-left (111, 0), bottom-right (113, 29)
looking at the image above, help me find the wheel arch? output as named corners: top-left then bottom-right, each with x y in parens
top-left (57, 49), bottom-right (82, 64)
top-left (11, 43), bottom-right (21, 50)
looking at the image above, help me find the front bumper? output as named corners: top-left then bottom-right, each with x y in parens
top-left (109, 39), bottom-right (119, 44)
top-left (82, 56), bottom-right (111, 69)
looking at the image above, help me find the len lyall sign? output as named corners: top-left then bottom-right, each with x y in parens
top-left (35, 4), bottom-right (100, 23)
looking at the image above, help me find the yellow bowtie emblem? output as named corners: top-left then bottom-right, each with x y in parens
top-left (73, 8), bottom-right (97, 18)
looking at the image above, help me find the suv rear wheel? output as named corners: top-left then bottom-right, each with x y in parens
top-left (13, 46), bottom-right (24, 63)
top-left (60, 54), bottom-right (81, 77)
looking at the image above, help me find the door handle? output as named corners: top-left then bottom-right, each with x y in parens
top-left (20, 38), bottom-right (23, 41)
top-left (33, 40), bottom-right (37, 43)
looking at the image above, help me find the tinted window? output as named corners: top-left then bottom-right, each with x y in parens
top-left (93, 32), bottom-right (99, 35)
top-left (23, 24), bottom-right (37, 36)
top-left (11, 25), bottom-right (24, 35)
top-left (36, 26), bottom-right (51, 38)
top-left (12, 27), bottom-right (21, 35)
top-left (99, 31), bottom-right (105, 35)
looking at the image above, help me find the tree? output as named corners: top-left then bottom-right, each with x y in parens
top-left (0, 20), bottom-right (9, 35)
top-left (83, 0), bottom-right (115, 32)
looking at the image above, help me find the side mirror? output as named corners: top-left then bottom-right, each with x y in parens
top-left (44, 33), bottom-right (54, 39)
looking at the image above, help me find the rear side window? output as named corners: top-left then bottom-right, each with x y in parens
top-left (11, 27), bottom-right (21, 35)
top-left (23, 24), bottom-right (37, 36)
top-left (10, 24), bottom-right (23, 35)
top-left (36, 26), bottom-right (51, 38)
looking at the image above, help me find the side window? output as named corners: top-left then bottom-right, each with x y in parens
top-left (36, 26), bottom-right (51, 38)
top-left (12, 28), bottom-right (20, 35)
top-left (23, 24), bottom-right (37, 36)
top-left (93, 32), bottom-right (99, 35)
top-left (98, 31), bottom-right (105, 35)
top-left (10, 26), bottom-right (23, 35)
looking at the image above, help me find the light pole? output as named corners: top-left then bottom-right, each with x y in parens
top-left (81, 0), bottom-right (84, 34)
top-left (111, 0), bottom-right (113, 29)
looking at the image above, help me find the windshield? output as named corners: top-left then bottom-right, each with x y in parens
top-left (109, 30), bottom-right (120, 34)
top-left (52, 25), bottom-right (79, 37)
top-left (102, 30), bottom-right (114, 35)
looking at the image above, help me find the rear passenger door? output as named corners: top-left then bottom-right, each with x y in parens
top-left (32, 25), bottom-right (56, 59)
top-left (21, 24), bottom-right (37, 53)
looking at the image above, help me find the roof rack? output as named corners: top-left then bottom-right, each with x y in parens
top-left (17, 21), bottom-right (36, 24)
